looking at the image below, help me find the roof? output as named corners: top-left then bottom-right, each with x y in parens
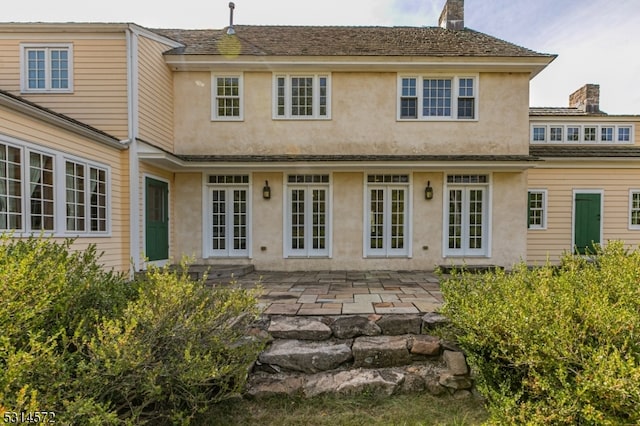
top-left (530, 145), bottom-right (640, 158)
top-left (0, 89), bottom-right (126, 150)
top-left (154, 25), bottom-right (553, 58)
top-left (529, 107), bottom-right (640, 118)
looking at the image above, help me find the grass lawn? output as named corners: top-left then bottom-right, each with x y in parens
top-left (201, 392), bottom-right (488, 425)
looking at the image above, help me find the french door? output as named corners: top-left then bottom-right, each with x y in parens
top-left (209, 187), bottom-right (249, 257)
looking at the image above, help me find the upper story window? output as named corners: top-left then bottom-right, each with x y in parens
top-left (273, 74), bottom-right (330, 119)
top-left (212, 74), bottom-right (243, 121)
top-left (531, 123), bottom-right (635, 145)
top-left (398, 75), bottom-right (477, 121)
top-left (21, 44), bottom-right (73, 93)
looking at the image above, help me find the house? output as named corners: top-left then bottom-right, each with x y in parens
top-left (528, 84), bottom-right (640, 263)
top-left (0, 23), bottom-right (181, 271)
top-left (11, 0), bottom-right (633, 273)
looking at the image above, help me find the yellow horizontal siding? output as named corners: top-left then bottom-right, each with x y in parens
top-left (0, 35), bottom-right (129, 139)
top-left (137, 36), bottom-right (174, 151)
top-left (527, 168), bottom-right (640, 263)
top-left (0, 104), bottom-right (131, 272)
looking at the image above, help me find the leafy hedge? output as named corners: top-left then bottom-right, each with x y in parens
top-left (440, 241), bottom-right (640, 425)
top-left (0, 237), bottom-right (265, 424)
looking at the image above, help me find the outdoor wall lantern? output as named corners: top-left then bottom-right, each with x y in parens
top-left (263, 180), bottom-right (271, 200)
top-left (424, 181), bottom-right (434, 200)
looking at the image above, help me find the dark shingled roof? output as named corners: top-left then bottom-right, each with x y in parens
top-left (530, 146), bottom-right (640, 158)
top-left (153, 25), bottom-right (553, 58)
top-left (529, 107), bottom-right (608, 117)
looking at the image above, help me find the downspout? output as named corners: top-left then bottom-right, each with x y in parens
top-left (126, 26), bottom-right (142, 276)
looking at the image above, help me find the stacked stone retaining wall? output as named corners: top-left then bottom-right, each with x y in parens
top-left (246, 313), bottom-right (475, 399)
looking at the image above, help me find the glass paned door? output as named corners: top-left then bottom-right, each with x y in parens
top-left (446, 186), bottom-right (486, 256)
top-left (287, 186), bottom-right (329, 256)
top-left (367, 186), bottom-right (408, 256)
top-left (210, 187), bottom-right (249, 256)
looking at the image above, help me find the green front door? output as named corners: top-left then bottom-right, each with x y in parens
top-left (574, 193), bottom-right (601, 255)
top-left (145, 177), bottom-right (169, 261)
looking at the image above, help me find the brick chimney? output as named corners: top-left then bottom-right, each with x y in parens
top-left (569, 84), bottom-right (600, 113)
top-left (439, 0), bottom-right (464, 30)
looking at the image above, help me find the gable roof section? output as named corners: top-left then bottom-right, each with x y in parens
top-left (154, 25), bottom-right (553, 58)
top-left (0, 90), bottom-right (127, 150)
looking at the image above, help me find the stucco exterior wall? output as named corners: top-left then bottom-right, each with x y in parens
top-left (527, 167), bottom-right (640, 264)
top-left (173, 71), bottom-right (531, 156)
top-left (170, 170), bottom-right (526, 271)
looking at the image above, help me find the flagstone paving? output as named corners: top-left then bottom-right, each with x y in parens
top-left (220, 270), bottom-right (444, 316)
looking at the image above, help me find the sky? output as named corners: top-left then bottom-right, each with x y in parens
top-left (5, 0), bottom-right (640, 114)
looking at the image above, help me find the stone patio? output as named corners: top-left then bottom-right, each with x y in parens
top-left (218, 270), bottom-right (444, 316)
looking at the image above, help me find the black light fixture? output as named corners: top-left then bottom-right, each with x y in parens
top-left (424, 180), bottom-right (434, 200)
top-left (262, 180), bottom-right (271, 200)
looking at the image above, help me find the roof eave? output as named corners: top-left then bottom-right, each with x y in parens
top-left (0, 92), bottom-right (127, 151)
top-left (164, 54), bottom-right (555, 76)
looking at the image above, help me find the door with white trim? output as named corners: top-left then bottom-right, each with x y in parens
top-left (446, 185), bottom-right (487, 256)
top-left (366, 184), bottom-right (409, 257)
top-left (209, 186), bottom-right (249, 257)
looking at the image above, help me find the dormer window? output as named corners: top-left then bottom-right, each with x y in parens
top-left (20, 43), bottom-right (73, 93)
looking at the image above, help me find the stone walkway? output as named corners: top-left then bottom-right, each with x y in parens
top-left (227, 270), bottom-right (443, 316)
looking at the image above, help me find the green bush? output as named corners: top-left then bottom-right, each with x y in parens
top-left (440, 241), bottom-right (640, 425)
top-left (73, 264), bottom-right (265, 424)
top-left (0, 237), bottom-right (265, 425)
top-left (0, 236), bottom-right (133, 415)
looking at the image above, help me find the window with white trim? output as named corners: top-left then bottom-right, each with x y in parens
top-left (212, 74), bottom-right (243, 120)
top-left (530, 124), bottom-right (635, 144)
top-left (445, 175), bottom-right (488, 256)
top-left (21, 44), bottom-right (73, 93)
top-left (274, 74), bottom-right (330, 119)
top-left (630, 191), bottom-right (640, 229)
top-left (0, 138), bottom-right (109, 234)
top-left (286, 175), bottom-right (330, 257)
top-left (398, 75), bottom-right (477, 120)
top-left (65, 160), bottom-right (108, 233)
top-left (365, 174), bottom-right (410, 257)
top-left (207, 175), bottom-right (250, 257)
top-left (527, 190), bottom-right (547, 230)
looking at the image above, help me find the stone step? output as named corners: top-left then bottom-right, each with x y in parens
top-left (172, 264), bottom-right (255, 282)
top-left (246, 313), bottom-right (473, 398)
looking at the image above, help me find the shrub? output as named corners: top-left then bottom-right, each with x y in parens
top-left (72, 263), bottom-right (265, 424)
top-left (440, 241), bottom-right (640, 425)
top-left (0, 237), bottom-right (265, 425)
top-left (0, 236), bottom-right (133, 415)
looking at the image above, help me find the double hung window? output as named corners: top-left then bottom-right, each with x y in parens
top-left (21, 44), bottom-right (73, 93)
top-left (630, 191), bottom-right (640, 229)
top-left (398, 75), bottom-right (477, 120)
top-left (212, 74), bottom-right (243, 120)
top-left (274, 74), bottom-right (330, 119)
top-left (527, 190), bottom-right (547, 229)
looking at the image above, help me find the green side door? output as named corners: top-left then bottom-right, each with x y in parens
top-left (145, 177), bottom-right (169, 261)
top-left (574, 193), bottom-right (601, 255)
